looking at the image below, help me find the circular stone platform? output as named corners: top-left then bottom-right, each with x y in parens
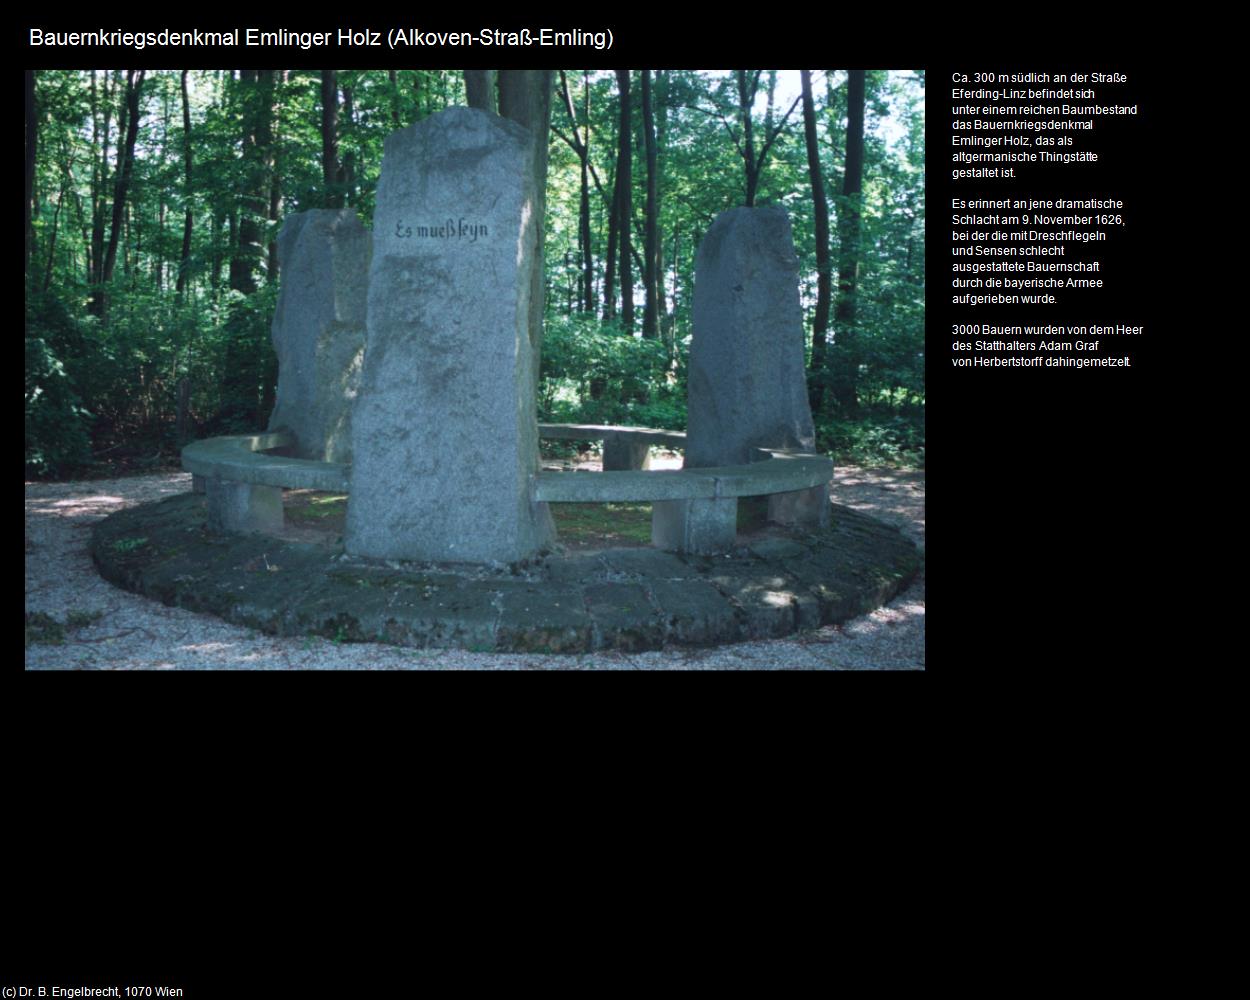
top-left (90, 493), bottom-right (920, 653)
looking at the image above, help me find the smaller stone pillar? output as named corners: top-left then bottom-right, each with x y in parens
top-left (602, 437), bottom-right (651, 471)
top-left (267, 209), bottom-right (370, 463)
top-left (206, 478), bottom-right (284, 535)
top-left (191, 474), bottom-right (206, 495)
top-left (652, 497), bottom-right (738, 555)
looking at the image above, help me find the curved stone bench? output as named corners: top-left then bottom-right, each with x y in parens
top-left (182, 426), bottom-right (831, 554)
top-left (538, 422), bottom-right (686, 471)
top-left (182, 431), bottom-right (349, 534)
top-left (535, 448), bottom-right (831, 553)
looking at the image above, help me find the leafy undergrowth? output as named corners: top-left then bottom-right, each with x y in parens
top-left (817, 413), bottom-right (925, 469)
top-left (25, 609), bottom-right (103, 647)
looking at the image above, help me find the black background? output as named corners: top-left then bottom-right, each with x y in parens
top-left (18, 7), bottom-right (1175, 987)
top-left (19, 7), bottom-right (1178, 839)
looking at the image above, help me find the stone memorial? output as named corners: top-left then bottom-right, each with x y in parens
top-left (267, 209), bottom-right (369, 463)
top-left (655, 206), bottom-right (827, 551)
top-left (345, 107), bottom-right (554, 563)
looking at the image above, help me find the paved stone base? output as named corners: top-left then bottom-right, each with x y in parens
top-left (91, 493), bottom-right (920, 654)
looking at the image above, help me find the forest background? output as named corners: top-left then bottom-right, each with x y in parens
top-left (23, 68), bottom-right (925, 478)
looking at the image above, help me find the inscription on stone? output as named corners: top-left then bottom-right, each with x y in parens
top-left (390, 217), bottom-right (489, 243)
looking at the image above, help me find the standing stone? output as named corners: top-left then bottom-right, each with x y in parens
top-left (267, 209), bottom-right (369, 463)
top-left (685, 206), bottom-right (817, 467)
top-left (345, 108), bottom-right (554, 564)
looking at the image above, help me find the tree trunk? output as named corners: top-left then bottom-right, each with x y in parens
top-left (831, 70), bottom-right (865, 414)
top-left (155, 83), bottom-right (171, 291)
top-left (340, 78), bottom-right (357, 205)
top-left (737, 71), bottom-right (759, 206)
top-left (267, 70), bottom-right (285, 279)
top-left (231, 69), bottom-right (271, 294)
top-left (43, 168), bottom-right (67, 294)
top-left (557, 69), bottom-right (595, 314)
top-left (87, 72), bottom-right (115, 313)
top-left (321, 70), bottom-right (343, 209)
top-left (654, 71), bottom-right (670, 343)
top-left (89, 70), bottom-right (114, 294)
top-left (389, 69), bottom-right (401, 128)
top-left (210, 211), bottom-right (223, 294)
top-left (100, 70), bottom-right (145, 297)
top-left (464, 70), bottom-right (496, 113)
top-left (498, 70), bottom-right (554, 381)
top-left (176, 69), bottom-right (194, 300)
top-left (25, 70), bottom-right (37, 282)
top-left (175, 377), bottom-right (192, 447)
top-left (603, 163), bottom-right (618, 319)
top-left (641, 70), bottom-right (659, 339)
top-left (615, 70), bottom-right (634, 333)
top-left (802, 70), bottom-right (833, 414)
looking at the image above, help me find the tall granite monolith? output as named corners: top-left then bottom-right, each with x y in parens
top-left (345, 108), bottom-right (554, 563)
top-left (267, 209), bottom-right (369, 463)
top-left (658, 205), bottom-right (826, 547)
top-left (685, 205), bottom-right (817, 467)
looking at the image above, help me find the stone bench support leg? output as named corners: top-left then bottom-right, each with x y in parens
top-left (206, 478), bottom-right (284, 534)
top-left (191, 473), bottom-right (206, 495)
top-left (652, 497), bottom-right (738, 554)
top-left (602, 438), bottom-right (652, 471)
top-left (768, 482), bottom-right (830, 529)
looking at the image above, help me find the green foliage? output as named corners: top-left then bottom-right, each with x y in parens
top-left (25, 293), bottom-right (93, 477)
top-left (24, 608), bottom-right (102, 647)
top-left (817, 413), bottom-right (925, 468)
top-left (26, 69), bottom-right (923, 479)
top-left (24, 611), bottom-right (65, 646)
top-left (212, 286), bottom-right (279, 432)
top-left (539, 315), bottom-right (686, 430)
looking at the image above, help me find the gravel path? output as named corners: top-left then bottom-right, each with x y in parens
top-left (25, 467), bottom-right (924, 670)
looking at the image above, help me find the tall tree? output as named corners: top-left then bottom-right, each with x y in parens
top-left (267, 70), bottom-right (286, 279)
top-left (25, 70), bottom-right (37, 281)
top-left (464, 70), bottom-right (496, 113)
top-left (801, 70), bottom-right (833, 413)
top-left (653, 70), bottom-right (671, 346)
top-left (176, 70), bottom-right (194, 299)
top-left (388, 69), bottom-right (401, 128)
top-left (641, 69), bottom-right (660, 339)
top-left (553, 69), bottom-right (596, 313)
top-left (831, 70), bottom-right (866, 414)
top-left (615, 69), bottom-right (634, 333)
top-left (229, 69), bottom-right (271, 294)
top-left (321, 70), bottom-right (343, 209)
top-left (498, 71), bottom-right (555, 381)
top-left (603, 161), bottom-right (619, 319)
top-left (97, 69), bottom-right (145, 311)
top-left (88, 69), bottom-right (113, 294)
top-left (724, 70), bottom-right (802, 205)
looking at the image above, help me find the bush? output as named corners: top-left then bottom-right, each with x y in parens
top-left (539, 315), bottom-right (685, 430)
top-left (817, 412), bottom-right (925, 468)
top-left (25, 292), bottom-right (93, 477)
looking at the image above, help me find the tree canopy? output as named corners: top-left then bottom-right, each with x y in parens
top-left (24, 68), bottom-right (925, 478)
